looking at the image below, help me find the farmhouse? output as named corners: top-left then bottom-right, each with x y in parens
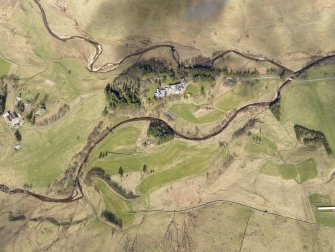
top-left (154, 79), bottom-right (186, 99)
top-left (3, 111), bottom-right (24, 128)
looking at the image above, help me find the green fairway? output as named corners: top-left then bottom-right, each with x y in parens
top-left (0, 57), bottom-right (10, 75)
top-left (94, 178), bottom-right (134, 225)
top-left (90, 124), bottom-right (143, 161)
top-left (169, 103), bottom-right (224, 124)
top-left (281, 80), bottom-right (335, 158)
top-left (137, 146), bottom-right (218, 194)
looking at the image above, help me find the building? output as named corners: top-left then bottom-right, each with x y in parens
top-left (154, 79), bottom-right (186, 99)
top-left (35, 108), bottom-right (46, 116)
top-left (3, 111), bottom-right (24, 128)
top-left (318, 206), bottom-right (335, 211)
top-left (165, 111), bottom-right (177, 121)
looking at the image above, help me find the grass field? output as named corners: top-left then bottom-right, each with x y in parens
top-left (186, 80), bottom-right (212, 96)
top-left (0, 92), bottom-right (105, 189)
top-left (309, 194), bottom-right (335, 227)
top-left (94, 178), bottom-right (134, 225)
top-left (281, 80), bottom-right (335, 158)
top-left (0, 57), bottom-right (10, 76)
top-left (137, 145), bottom-right (218, 194)
top-left (215, 79), bottom-right (277, 112)
top-left (260, 158), bottom-right (317, 184)
top-left (169, 103), bottom-right (224, 124)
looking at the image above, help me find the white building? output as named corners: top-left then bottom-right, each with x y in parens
top-left (154, 79), bottom-right (186, 99)
top-left (318, 206), bottom-right (335, 211)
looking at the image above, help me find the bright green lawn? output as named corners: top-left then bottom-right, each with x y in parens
top-left (169, 103), bottom-right (224, 124)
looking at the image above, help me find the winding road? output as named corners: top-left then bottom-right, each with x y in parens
top-left (1, 0), bottom-right (335, 203)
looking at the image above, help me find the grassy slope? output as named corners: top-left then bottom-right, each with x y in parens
top-left (309, 194), bottom-right (335, 227)
top-left (169, 103), bottom-right (223, 124)
top-left (281, 80), bottom-right (335, 157)
top-left (0, 92), bottom-right (105, 188)
top-left (94, 178), bottom-right (134, 225)
top-left (260, 158), bottom-right (317, 184)
top-left (215, 80), bottom-right (277, 112)
top-left (137, 146), bottom-right (217, 194)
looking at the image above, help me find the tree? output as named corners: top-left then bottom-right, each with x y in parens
top-left (200, 85), bottom-right (205, 96)
top-left (15, 129), bottom-right (22, 142)
top-left (102, 106), bottom-right (108, 116)
top-left (119, 166), bottom-right (124, 177)
top-left (143, 164), bottom-right (147, 173)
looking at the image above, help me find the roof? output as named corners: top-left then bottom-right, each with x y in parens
top-left (165, 111), bottom-right (177, 120)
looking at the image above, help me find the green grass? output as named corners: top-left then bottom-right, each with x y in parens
top-left (88, 127), bottom-right (219, 193)
top-left (296, 158), bottom-right (317, 183)
top-left (309, 194), bottom-right (335, 227)
top-left (281, 80), bottom-right (335, 158)
top-left (215, 80), bottom-right (277, 111)
top-left (0, 92), bottom-right (106, 189)
top-left (137, 146), bottom-right (217, 194)
top-left (260, 162), bottom-right (280, 176)
top-left (278, 164), bottom-right (297, 180)
top-left (186, 80), bottom-right (212, 96)
top-left (169, 103), bottom-right (223, 124)
top-left (90, 137), bottom-right (218, 178)
top-left (0, 57), bottom-right (10, 75)
top-left (94, 178), bottom-right (134, 225)
top-left (260, 158), bottom-right (317, 183)
top-left (90, 124), bottom-right (142, 161)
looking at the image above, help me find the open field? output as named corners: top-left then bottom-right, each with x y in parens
top-left (169, 103), bottom-right (224, 124)
top-left (309, 194), bottom-right (335, 227)
top-left (260, 158), bottom-right (317, 184)
top-left (94, 178), bottom-right (134, 225)
top-left (281, 79), bottom-right (335, 157)
top-left (0, 92), bottom-right (105, 190)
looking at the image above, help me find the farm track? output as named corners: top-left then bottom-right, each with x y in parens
top-left (1, 0), bottom-right (335, 206)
